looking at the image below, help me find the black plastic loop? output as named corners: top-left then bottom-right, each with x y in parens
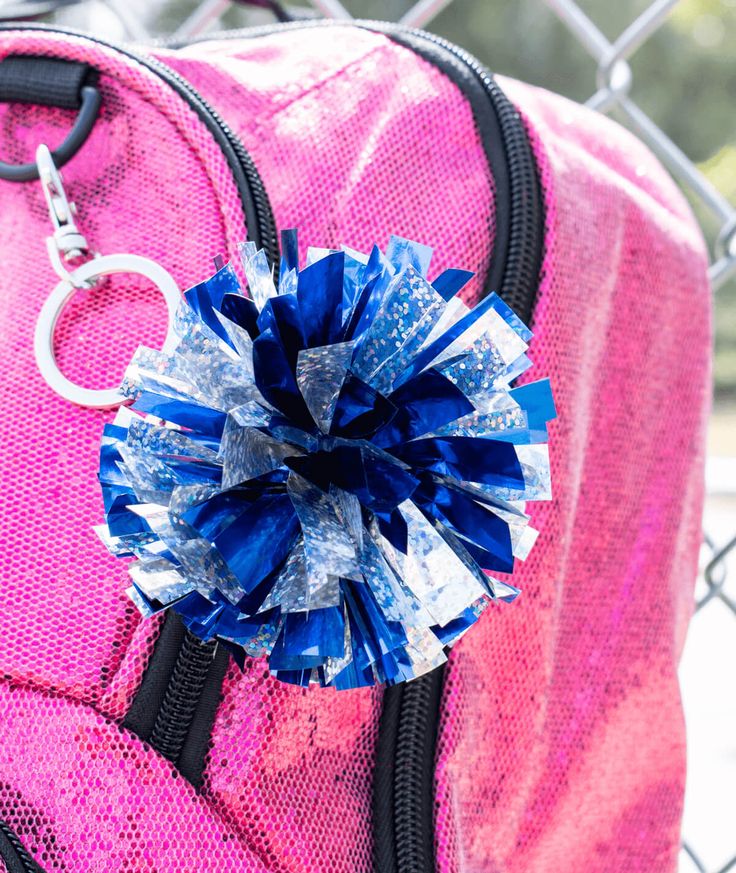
top-left (0, 82), bottom-right (101, 182)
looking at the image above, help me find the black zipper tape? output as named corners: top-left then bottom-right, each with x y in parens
top-left (363, 27), bottom-right (545, 873)
top-left (123, 611), bottom-right (186, 742)
top-left (0, 821), bottom-right (44, 873)
top-left (373, 668), bottom-right (445, 873)
top-left (123, 612), bottom-right (229, 788)
top-left (393, 668), bottom-right (445, 873)
top-left (373, 683), bottom-right (405, 873)
top-left (175, 640), bottom-right (231, 787)
top-left (147, 626), bottom-right (229, 787)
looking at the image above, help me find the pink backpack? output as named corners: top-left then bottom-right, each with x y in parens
top-left (0, 18), bottom-right (711, 873)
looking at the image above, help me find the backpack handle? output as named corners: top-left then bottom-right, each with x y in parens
top-left (0, 55), bottom-right (101, 182)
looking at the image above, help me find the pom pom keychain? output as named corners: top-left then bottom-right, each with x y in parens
top-left (97, 231), bottom-right (555, 689)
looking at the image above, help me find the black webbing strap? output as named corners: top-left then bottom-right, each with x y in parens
top-left (0, 54), bottom-right (96, 109)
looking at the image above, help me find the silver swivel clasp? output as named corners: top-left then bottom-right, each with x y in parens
top-left (36, 142), bottom-right (96, 286)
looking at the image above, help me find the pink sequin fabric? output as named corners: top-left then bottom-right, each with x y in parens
top-left (0, 24), bottom-right (710, 873)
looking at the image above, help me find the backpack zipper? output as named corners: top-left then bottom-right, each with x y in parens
top-left (0, 821), bottom-right (44, 873)
top-left (123, 612), bottom-right (230, 787)
top-left (359, 26), bottom-right (544, 873)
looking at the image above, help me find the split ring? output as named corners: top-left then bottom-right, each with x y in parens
top-left (34, 253), bottom-right (180, 409)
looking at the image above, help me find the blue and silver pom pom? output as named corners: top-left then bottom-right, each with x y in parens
top-left (97, 232), bottom-right (555, 689)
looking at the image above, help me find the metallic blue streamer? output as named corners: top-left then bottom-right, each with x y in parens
top-left (185, 264), bottom-right (241, 347)
top-left (220, 293), bottom-right (260, 339)
top-left (213, 494), bottom-right (300, 592)
top-left (394, 436), bottom-right (524, 490)
top-left (330, 373), bottom-right (398, 439)
top-left (413, 477), bottom-right (515, 573)
top-left (431, 268), bottom-right (474, 301)
top-left (297, 251), bottom-right (345, 348)
top-left (374, 369), bottom-right (474, 447)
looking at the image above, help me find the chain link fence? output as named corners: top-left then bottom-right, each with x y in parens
top-left (6, 0), bottom-right (734, 867)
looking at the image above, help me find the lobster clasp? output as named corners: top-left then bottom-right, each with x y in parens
top-left (36, 143), bottom-right (94, 285)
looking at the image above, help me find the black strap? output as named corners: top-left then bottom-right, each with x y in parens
top-left (0, 55), bottom-right (96, 109)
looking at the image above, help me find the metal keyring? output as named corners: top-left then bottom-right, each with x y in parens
top-left (34, 253), bottom-right (180, 409)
